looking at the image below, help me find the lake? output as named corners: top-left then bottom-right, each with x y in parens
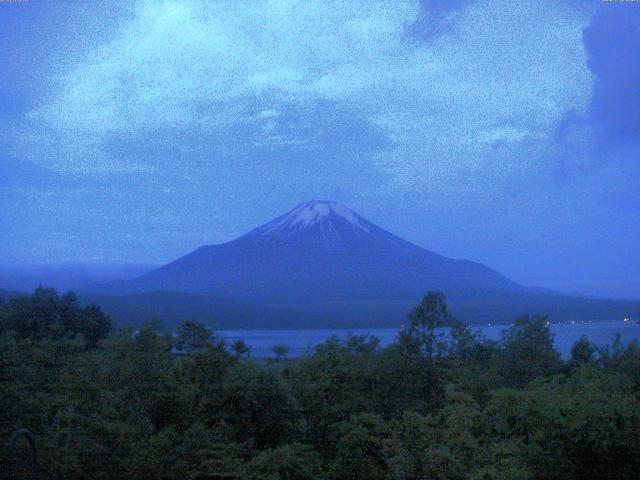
top-left (218, 321), bottom-right (640, 359)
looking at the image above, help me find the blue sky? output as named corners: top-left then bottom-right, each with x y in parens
top-left (1, 0), bottom-right (639, 298)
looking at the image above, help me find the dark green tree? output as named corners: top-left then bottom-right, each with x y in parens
top-left (1, 287), bottom-right (110, 347)
top-left (599, 336), bottom-right (640, 390)
top-left (569, 335), bottom-right (597, 368)
top-left (330, 414), bottom-right (393, 480)
top-left (272, 344), bottom-right (290, 362)
top-left (288, 336), bottom-right (376, 463)
top-left (401, 291), bottom-right (453, 360)
top-left (486, 372), bottom-right (640, 479)
top-left (244, 443), bottom-right (322, 480)
top-left (231, 339), bottom-right (251, 358)
top-left (175, 319), bottom-right (213, 353)
top-left (499, 314), bottom-right (562, 387)
top-left (203, 362), bottom-right (297, 449)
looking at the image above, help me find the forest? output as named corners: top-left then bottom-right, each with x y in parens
top-left (1, 287), bottom-right (639, 479)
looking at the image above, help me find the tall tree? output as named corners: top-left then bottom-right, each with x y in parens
top-left (175, 320), bottom-right (213, 353)
top-left (499, 314), bottom-right (562, 387)
top-left (231, 339), bottom-right (251, 358)
top-left (401, 291), bottom-right (453, 360)
top-left (1, 287), bottom-right (111, 347)
top-left (272, 344), bottom-right (290, 362)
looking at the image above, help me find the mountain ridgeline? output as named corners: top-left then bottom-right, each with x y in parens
top-left (91, 201), bottom-right (636, 328)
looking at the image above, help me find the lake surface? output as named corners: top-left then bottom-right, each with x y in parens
top-left (218, 321), bottom-right (640, 359)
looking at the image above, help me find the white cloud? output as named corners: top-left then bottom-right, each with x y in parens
top-left (13, 0), bottom-right (593, 188)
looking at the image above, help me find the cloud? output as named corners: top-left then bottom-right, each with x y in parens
top-left (11, 0), bottom-right (414, 172)
top-left (9, 0), bottom-right (593, 196)
top-left (407, 0), bottom-right (475, 40)
top-left (583, 8), bottom-right (640, 143)
top-left (552, 5), bottom-right (640, 187)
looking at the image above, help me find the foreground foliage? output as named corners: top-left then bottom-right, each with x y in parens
top-left (1, 289), bottom-right (639, 479)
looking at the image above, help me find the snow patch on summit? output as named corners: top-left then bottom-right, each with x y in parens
top-left (283, 201), bottom-right (370, 230)
top-left (250, 201), bottom-right (373, 240)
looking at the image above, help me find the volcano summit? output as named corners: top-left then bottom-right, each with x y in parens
top-left (93, 201), bottom-right (636, 327)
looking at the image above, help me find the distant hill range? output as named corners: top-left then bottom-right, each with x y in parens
top-left (0, 263), bottom-right (155, 293)
top-left (86, 201), bottom-right (637, 328)
top-left (0, 289), bottom-right (25, 303)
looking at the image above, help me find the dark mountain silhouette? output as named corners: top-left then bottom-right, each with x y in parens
top-left (80, 291), bottom-right (323, 330)
top-left (0, 289), bottom-right (23, 303)
top-left (1, 288), bottom-right (322, 330)
top-left (91, 201), bottom-right (637, 326)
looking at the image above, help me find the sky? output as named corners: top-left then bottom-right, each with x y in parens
top-left (0, 0), bottom-right (639, 299)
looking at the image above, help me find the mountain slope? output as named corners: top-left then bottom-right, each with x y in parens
top-left (94, 201), bottom-right (637, 326)
top-left (102, 201), bottom-right (521, 302)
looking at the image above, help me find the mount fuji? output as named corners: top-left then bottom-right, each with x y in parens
top-left (91, 201), bottom-right (636, 327)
